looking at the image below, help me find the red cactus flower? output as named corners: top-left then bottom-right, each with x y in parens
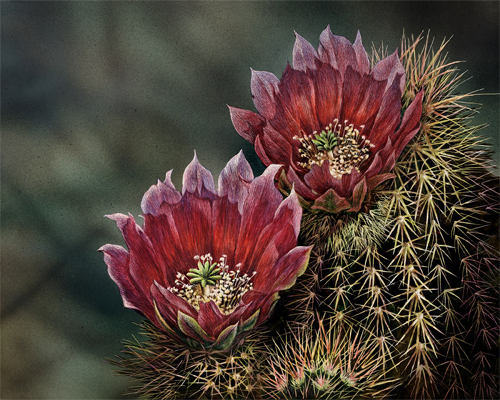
top-left (99, 152), bottom-right (311, 351)
top-left (229, 26), bottom-right (424, 213)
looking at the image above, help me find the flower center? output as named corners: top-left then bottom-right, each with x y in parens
top-left (168, 254), bottom-right (255, 315)
top-left (293, 119), bottom-right (374, 179)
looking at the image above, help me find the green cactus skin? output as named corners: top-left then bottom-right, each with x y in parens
top-left (283, 33), bottom-right (499, 399)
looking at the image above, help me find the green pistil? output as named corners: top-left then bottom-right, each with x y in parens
top-left (312, 128), bottom-right (338, 152)
top-left (187, 260), bottom-right (222, 289)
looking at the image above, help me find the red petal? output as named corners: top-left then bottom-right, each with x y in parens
top-left (285, 167), bottom-right (318, 201)
top-left (267, 246), bottom-right (312, 292)
top-left (171, 194), bottom-right (214, 269)
top-left (251, 69), bottom-right (279, 119)
top-left (292, 31), bottom-right (319, 72)
top-left (371, 50), bottom-right (405, 93)
top-left (152, 281), bottom-right (198, 329)
top-left (235, 164), bottom-right (283, 269)
top-left (312, 62), bottom-right (343, 128)
top-left (368, 74), bottom-right (404, 152)
top-left (254, 135), bottom-right (274, 166)
top-left (340, 67), bottom-right (386, 133)
top-left (271, 65), bottom-right (319, 137)
top-left (366, 173), bottom-right (395, 192)
top-left (347, 178), bottom-right (367, 212)
top-left (197, 300), bottom-right (225, 339)
top-left (391, 90), bottom-right (424, 156)
top-left (142, 213), bottom-right (182, 285)
top-left (228, 106), bottom-right (266, 144)
top-left (212, 197), bottom-right (242, 266)
top-left (304, 162), bottom-right (344, 197)
top-left (182, 153), bottom-right (216, 199)
top-left (99, 244), bottom-right (155, 321)
top-left (141, 170), bottom-right (182, 216)
top-left (245, 189), bottom-right (302, 280)
top-left (259, 124), bottom-right (294, 165)
top-left (106, 213), bottom-right (164, 297)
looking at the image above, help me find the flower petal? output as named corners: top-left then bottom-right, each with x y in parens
top-left (106, 213), bottom-right (163, 297)
top-left (371, 49), bottom-right (405, 93)
top-left (99, 244), bottom-right (154, 319)
top-left (251, 69), bottom-right (280, 119)
top-left (228, 105), bottom-right (266, 144)
top-left (312, 62), bottom-right (343, 128)
top-left (271, 65), bottom-right (319, 136)
top-left (218, 150), bottom-right (253, 204)
top-left (267, 246), bottom-right (312, 292)
top-left (391, 90), bottom-right (424, 156)
top-left (235, 164), bottom-right (283, 266)
top-left (152, 281), bottom-right (198, 327)
top-left (293, 31), bottom-right (319, 72)
top-left (318, 25), bottom-right (358, 76)
top-left (182, 153), bottom-right (216, 199)
top-left (368, 73), bottom-right (404, 151)
top-left (141, 171), bottom-right (182, 216)
top-left (347, 178), bottom-right (368, 212)
top-left (352, 30), bottom-right (370, 75)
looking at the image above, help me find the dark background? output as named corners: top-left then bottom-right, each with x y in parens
top-left (1, 1), bottom-right (498, 398)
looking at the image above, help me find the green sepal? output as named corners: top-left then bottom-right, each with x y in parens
top-left (238, 309), bottom-right (260, 334)
top-left (312, 188), bottom-right (351, 213)
top-left (177, 311), bottom-right (212, 343)
top-left (212, 323), bottom-right (239, 351)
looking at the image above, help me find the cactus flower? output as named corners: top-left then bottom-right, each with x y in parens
top-left (100, 152), bottom-right (311, 351)
top-left (229, 26), bottom-right (424, 213)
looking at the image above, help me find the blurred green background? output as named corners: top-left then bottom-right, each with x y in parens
top-left (1, 1), bottom-right (498, 399)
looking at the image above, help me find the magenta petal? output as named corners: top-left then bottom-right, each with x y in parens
top-left (182, 153), bottom-right (216, 199)
top-left (371, 50), bottom-right (406, 93)
top-left (292, 31), bottom-right (319, 72)
top-left (251, 69), bottom-right (280, 119)
top-left (352, 30), bottom-right (370, 75)
top-left (141, 171), bottom-right (182, 216)
top-left (318, 25), bottom-right (358, 77)
top-left (218, 150), bottom-right (253, 207)
top-left (228, 106), bottom-right (266, 144)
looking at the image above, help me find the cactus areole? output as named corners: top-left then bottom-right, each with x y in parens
top-left (229, 25), bottom-right (424, 213)
top-left (99, 152), bottom-right (311, 351)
